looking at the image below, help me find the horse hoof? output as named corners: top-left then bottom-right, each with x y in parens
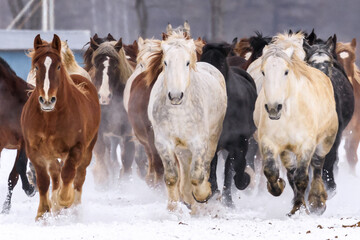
top-left (25, 184), bottom-right (36, 197)
top-left (267, 178), bottom-right (285, 197)
top-left (234, 172), bottom-right (250, 190)
top-left (192, 191), bottom-right (211, 204)
top-left (1, 203), bottom-right (10, 214)
top-left (309, 202), bottom-right (326, 215)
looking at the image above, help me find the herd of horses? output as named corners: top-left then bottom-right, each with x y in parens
top-left (0, 21), bottom-right (359, 220)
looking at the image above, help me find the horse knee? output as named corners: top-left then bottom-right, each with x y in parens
top-left (164, 172), bottom-right (178, 186)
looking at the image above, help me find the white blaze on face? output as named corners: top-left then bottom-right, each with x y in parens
top-left (99, 56), bottom-right (111, 104)
top-left (340, 52), bottom-right (349, 59)
top-left (309, 53), bottom-right (331, 64)
top-left (43, 56), bottom-right (52, 101)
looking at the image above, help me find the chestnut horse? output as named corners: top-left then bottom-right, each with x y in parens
top-left (21, 34), bottom-right (100, 220)
top-left (336, 39), bottom-right (360, 174)
top-left (0, 57), bottom-right (35, 213)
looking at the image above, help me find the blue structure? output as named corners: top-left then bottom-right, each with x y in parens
top-left (0, 30), bottom-right (90, 81)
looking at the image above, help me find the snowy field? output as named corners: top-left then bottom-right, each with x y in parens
top-left (0, 144), bottom-right (360, 240)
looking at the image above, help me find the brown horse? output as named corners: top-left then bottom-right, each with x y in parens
top-left (0, 57), bottom-right (36, 213)
top-left (21, 34), bottom-right (100, 220)
top-left (337, 38), bottom-right (360, 174)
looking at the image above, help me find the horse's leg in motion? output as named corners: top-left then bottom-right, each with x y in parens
top-left (17, 147), bottom-right (35, 196)
top-left (74, 137), bottom-right (96, 205)
top-left (134, 142), bottom-right (147, 178)
top-left (110, 136), bottom-right (120, 174)
top-left (149, 129), bottom-right (164, 186)
top-left (93, 135), bottom-right (109, 186)
top-left (120, 135), bottom-right (135, 177)
top-left (208, 151), bottom-right (219, 197)
top-left (222, 150), bottom-right (234, 207)
top-left (48, 159), bottom-right (61, 213)
top-left (233, 138), bottom-right (250, 191)
top-left (155, 140), bottom-right (179, 210)
top-left (31, 157), bottom-right (51, 220)
top-left (344, 129), bottom-right (360, 175)
top-left (58, 143), bottom-right (83, 208)
top-left (2, 149), bottom-right (20, 214)
top-left (189, 141), bottom-right (212, 203)
top-left (245, 136), bottom-right (258, 189)
top-left (322, 133), bottom-right (341, 198)
top-left (287, 148), bottom-right (313, 216)
top-left (308, 153), bottom-right (327, 215)
top-left (262, 144), bottom-right (285, 197)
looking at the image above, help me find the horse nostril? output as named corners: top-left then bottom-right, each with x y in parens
top-left (277, 104), bottom-right (283, 111)
top-left (264, 104), bottom-right (269, 113)
top-left (39, 96), bottom-right (44, 104)
top-left (50, 96), bottom-right (56, 104)
top-left (168, 92), bottom-right (172, 100)
top-left (179, 92), bottom-right (184, 100)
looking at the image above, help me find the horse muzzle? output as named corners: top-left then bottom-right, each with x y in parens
top-left (168, 91), bottom-right (184, 105)
top-left (265, 103), bottom-right (282, 120)
top-left (39, 96), bottom-right (56, 112)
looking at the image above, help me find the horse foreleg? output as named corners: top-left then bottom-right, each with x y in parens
top-left (17, 147), bottom-right (35, 197)
top-left (308, 154), bottom-right (327, 215)
top-left (93, 136), bottom-right (109, 186)
top-left (32, 161), bottom-right (51, 220)
top-left (134, 142), bottom-right (147, 178)
top-left (120, 135), bottom-right (135, 177)
top-left (155, 140), bottom-right (179, 211)
top-left (47, 159), bottom-right (61, 213)
top-left (344, 132), bottom-right (360, 175)
top-left (2, 149), bottom-right (20, 214)
top-left (58, 144), bottom-right (82, 208)
top-left (208, 151), bottom-right (219, 198)
top-left (262, 145), bottom-right (285, 197)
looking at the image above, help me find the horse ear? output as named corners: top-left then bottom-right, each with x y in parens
top-left (351, 38), bottom-right (357, 48)
top-left (284, 47), bottom-right (294, 58)
top-left (138, 37), bottom-right (144, 50)
top-left (184, 20), bottom-right (190, 34)
top-left (307, 29), bottom-right (316, 45)
top-left (166, 23), bottom-right (172, 34)
top-left (93, 33), bottom-right (99, 40)
top-left (107, 33), bottom-right (116, 41)
top-left (183, 31), bottom-right (190, 40)
top-left (325, 36), bottom-right (334, 52)
top-left (34, 34), bottom-right (43, 50)
top-left (114, 38), bottom-right (122, 51)
top-left (90, 37), bottom-right (99, 50)
top-left (288, 29), bottom-right (293, 35)
top-left (232, 37), bottom-right (238, 47)
top-left (51, 34), bottom-right (62, 53)
top-left (162, 32), bottom-right (169, 40)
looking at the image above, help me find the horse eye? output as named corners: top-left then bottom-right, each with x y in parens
top-left (57, 65), bottom-right (61, 70)
top-left (261, 71), bottom-right (265, 76)
top-left (164, 61), bottom-right (167, 66)
top-left (35, 66), bottom-right (38, 71)
top-left (186, 61), bottom-right (190, 66)
top-left (285, 70), bottom-right (289, 76)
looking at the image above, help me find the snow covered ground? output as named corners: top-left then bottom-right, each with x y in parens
top-left (0, 145), bottom-right (360, 240)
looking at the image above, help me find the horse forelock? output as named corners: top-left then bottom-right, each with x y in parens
top-left (92, 41), bottom-right (133, 85)
top-left (272, 32), bottom-right (306, 59)
top-left (144, 50), bottom-right (163, 87)
top-left (136, 39), bottom-right (162, 64)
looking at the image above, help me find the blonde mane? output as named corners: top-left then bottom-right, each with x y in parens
top-left (261, 44), bottom-right (326, 85)
top-left (271, 32), bottom-right (306, 60)
top-left (92, 41), bottom-right (133, 84)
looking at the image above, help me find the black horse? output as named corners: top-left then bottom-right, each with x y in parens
top-left (0, 57), bottom-right (36, 213)
top-left (304, 33), bottom-right (354, 198)
top-left (200, 43), bottom-right (257, 206)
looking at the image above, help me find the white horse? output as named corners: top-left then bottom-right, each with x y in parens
top-left (254, 38), bottom-right (338, 215)
top-left (148, 32), bottom-right (227, 213)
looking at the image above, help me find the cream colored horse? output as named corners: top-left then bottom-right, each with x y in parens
top-left (27, 40), bottom-right (90, 85)
top-left (254, 42), bottom-right (338, 216)
top-left (148, 32), bottom-right (227, 213)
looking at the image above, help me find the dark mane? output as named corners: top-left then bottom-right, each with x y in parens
top-left (245, 31), bottom-right (272, 69)
top-left (83, 35), bottom-right (110, 71)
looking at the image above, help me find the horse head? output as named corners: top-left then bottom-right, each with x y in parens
top-left (261, 45), bottom-right (294, 120)
top-left (32, 34), bottom-right (63, 112)
top-left (336, 38), bottom-right (357, 82)
top-left (161, 33), bottom-right (197, 105)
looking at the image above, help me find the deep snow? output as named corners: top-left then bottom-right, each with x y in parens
top-left (0, 144), bottom-right (360, 240)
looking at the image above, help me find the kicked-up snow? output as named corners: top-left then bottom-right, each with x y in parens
top-left (0, 145), bottom-right (360, 240)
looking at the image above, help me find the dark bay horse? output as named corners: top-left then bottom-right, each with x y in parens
top-left (0, 57), bottom-right (35, 213)
top-left (304, 33), bottom-right (354, 198)
top-left (22, 34), bottom-right (100, 220)
top-left (200, 43), bottom-right (257, 206)
top-left (86, 37), bottom-right (144, 185)
top-left (336, 39), bottom-right (360, 174)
